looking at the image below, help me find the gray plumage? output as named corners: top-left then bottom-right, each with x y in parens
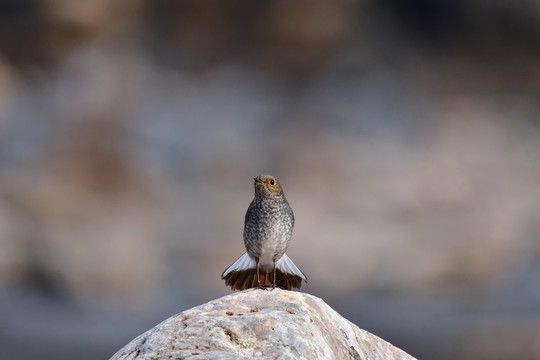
top-left (222, 175), bottom-right (307, 290)
top-left (244, 187), bottom-right (294, 264)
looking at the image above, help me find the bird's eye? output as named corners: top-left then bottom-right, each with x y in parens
top-left (270, 179), bottom-right (275, 186)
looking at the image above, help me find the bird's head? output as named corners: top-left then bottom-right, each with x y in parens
top-left (253, 175), bottom-right (284, 198)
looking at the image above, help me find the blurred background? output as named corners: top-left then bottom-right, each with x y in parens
top-left (1, 0), bottom-right (540, 359)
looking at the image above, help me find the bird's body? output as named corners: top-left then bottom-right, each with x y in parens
top-left (243, 194), bottom-right (294, 268)
top-left (222, 175), bottom-right (307, 290)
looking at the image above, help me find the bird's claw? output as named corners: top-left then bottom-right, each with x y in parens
top-left (256, 284), bottom-right (273, 291)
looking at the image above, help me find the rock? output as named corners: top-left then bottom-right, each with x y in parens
top-left (111, 289), bottom-right (416, 360)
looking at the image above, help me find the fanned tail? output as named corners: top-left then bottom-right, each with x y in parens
top-left (277, 254), bottom-right (308, 284)
top-left (221, 252), bottom-right (308, 291)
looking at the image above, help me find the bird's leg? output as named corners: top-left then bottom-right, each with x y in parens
top-left (272, 258), bottom-right (277, 289)
top-left (256, 257), bottom-right (264, 289)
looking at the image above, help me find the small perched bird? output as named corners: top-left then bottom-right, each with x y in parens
top-left (222, 175), bottom-right (307, 290)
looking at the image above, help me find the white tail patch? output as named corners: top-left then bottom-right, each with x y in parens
top-left (222, 252), bottom-right (256, 278)
top-left (277, 254), bottom-right (307, 282)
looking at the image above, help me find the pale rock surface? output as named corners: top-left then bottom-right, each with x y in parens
top-left (111, 289), bottom-right (415, 360)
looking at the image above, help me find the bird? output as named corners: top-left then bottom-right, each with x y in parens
top-left (221, 175), bottom-right (307, 290)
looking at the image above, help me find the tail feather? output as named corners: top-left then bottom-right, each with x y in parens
top-left (277, 254), bottom-right (308, 283)
top-left (221, 252), bottom-right (307, 291)
top-left (221, 252), bottom-right (255, 278)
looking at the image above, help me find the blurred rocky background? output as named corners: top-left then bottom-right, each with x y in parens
top-left (1, 0), bottom-right (540, 359)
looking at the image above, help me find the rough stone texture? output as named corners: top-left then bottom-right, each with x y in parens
top-left (111, 289), bottom-right (416, 360)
